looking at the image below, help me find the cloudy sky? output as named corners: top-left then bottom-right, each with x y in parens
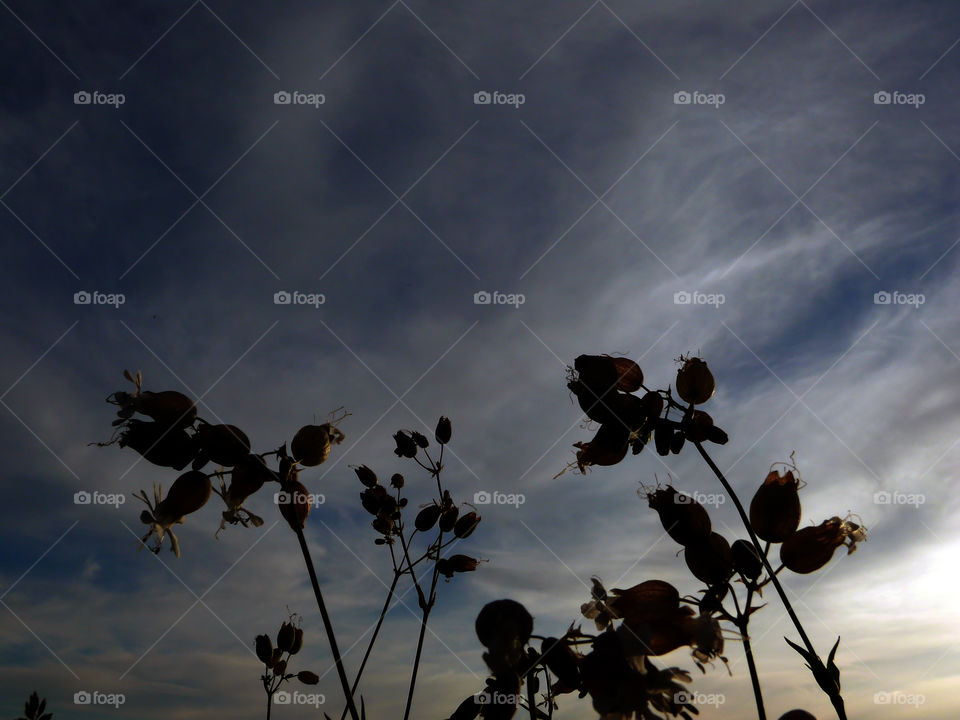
top-left (1, 1), bottom-right (959, 718)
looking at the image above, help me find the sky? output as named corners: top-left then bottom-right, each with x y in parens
top-left (1, 1), bottom-right (959, 719)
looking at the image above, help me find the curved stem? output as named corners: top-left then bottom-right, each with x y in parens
top-left (402, 531), bottom-right (443, 720)
top-left (734, 583), bottom-right (766, 720)
top-left (693, 440), bottom-right (846, 720)
top-left (293, 526), bottom-right (360, 720)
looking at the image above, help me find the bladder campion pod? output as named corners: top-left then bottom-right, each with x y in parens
top-left (279, 479), bottom-right (312, 530)
top-left (731, 539), bottom-right (763, 580)
top-left (196, 423), bottom-right (250, 466)
top-left (676, 356), bottom-right (715, 405)
top-left (610, 357), bottom-right (643, 392)
top-left (646, 486), bottom-right (712, 546)
top-left (574, 422), bottom-right (630, 471)
top-left (415, 503), bottom-right (442, 532)
top-left (119, 419), bottom-right (196, 470)
top-left (681, 410), bottom-right (714, 443)
top-left (749, 469), bottom-right (802, 543)
top-left (159, 470), bottom-right (212, 519)
top-left (226, 454), bottom-right (272, 508)
top-left (292, 423), bottom-right (343, 466)
top-left (684, 532), bottom-right (733, 586)
top-left (454, 511), bottom-right (481, 538)
top-left (780, 517), bottom-right (865, 573)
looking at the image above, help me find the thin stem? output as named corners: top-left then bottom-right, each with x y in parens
top-left (526, 669), bottom-right (537, 720)
top-left (402, 531), bottom-right (442, 720)
top-left (735, 583), bottom-right (766, 720)
top-left (693, 440), bottom-right (846, 720)
top-left (293, 526), bottom-right (360, 720)
top-left (339, 570), bottom-right (402, 720)
top-left (266, 691), bottom-right (272, 720)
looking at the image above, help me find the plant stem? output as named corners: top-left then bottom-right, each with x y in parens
top-left (693, 440), bottom-right (846, 720)
top-left (266, 692), bottom-right (272, 720)
top-left (402, 532), bottom-right (442, 720)
top-left (294, 525), bottom-right (360, 720)
top-left (339, 570), bottom-right (401, 720)
top-left (736, 585), bottom-right (766, 720)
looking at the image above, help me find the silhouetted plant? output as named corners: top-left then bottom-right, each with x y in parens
top-left (15, 692), bottom-right (51, 720)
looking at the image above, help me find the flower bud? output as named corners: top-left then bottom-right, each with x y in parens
top-left (731, 539), bottom-right (763, 580)
top-left (274, 659), bottom-right (287, 676)
top-left (393, 431), bottom-right (417, 458)
top-left (277, 622), bottom-right (296, 653)
top-left (676, 357), bottom-right (715, 405)
top-left (410, 431), bottom-right (429, 448)
top-left (415, 504), bottom-right (442, 531)
top-left (439, 505), bottom-right (459, 533)
top-left (749, 470), bottom-right (802, 543)
top-left (352, 464), bottom-right (378, 488)
top-left (684, 532), bottom-right (733, 586)
top-left (289, 627), bottom-right (303, 655)
top-left (435, 416), bottom-right (452, 444)
top-left (271, 647), bottom-right (283, 665)
top-left (646, 486), bottom-right (711, 546)
top-left (670, 428), bottom-right (685, 454)
top-left (255, 634), bottom-right (274, 665)
top-left (454, 511), bottom-right (480, 538)
top-left (297, 670), bottom-right (320, 685)
top-left (390, 473), bottom-right (404, 489)
top-left (279, 480), bottom-right (311, 530)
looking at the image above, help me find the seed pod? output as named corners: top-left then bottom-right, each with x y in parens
top-left (568, 379), bottom-right (617, 425)
top-left (780, 519), bottom-right (846, 574)
top-left (435, 416), bottom-right (452, 445)
top-left (274, 659), bottom-right (287, 676)
top-left (360, 485), bottom-right (389, 516)
top-left (415, 504), bottom-right (442, 531)
top-left (277, 622), bottom-right (296, 653)
top-left (227, 454), bottom-right (270, 507)
top-left (611, 357), bottom-right (643, 392)
top-left (574, 354), bottom-right (619, 393)
top-left (291, 424), bottom-right (332, 466)
top-left (640, 391), bottom-right (664, 419)
top-left (778, 711), bottom-right (817, 720)
top-left (119, 420), bottom-right (196, 470)
top-left (255, 634), bottom-right (274, 665)
top-left (654, 418), bottom-right (672, 456)
top-left (271, 648), bottom-right (283, 665)
top-left (196, 424), bottom-right (250, 466)
top-left (136, 390), bottom-right (197, 429)
top-left (574, 422), bottom-right (629, 471)
top-left (454, 511), bottom-right (480, 538)
top-left (731, 539), bottom-right (763, 580)
top-left (393, 431), bottom-right (418, 458)
top-left (705, 425), bottom-right (729, 444)
top-left (607, 392), bottom-right (649, 432)
top-left (410, 431), bottom-right (429, 449)
top-left (540, 637), bottom-right (581, 689)
top-left (670, 429), bottom-right (685, 454)
top-left (749, 470), bottom-right (802, 543)
top-left (159, 470), bottom-right (212, 519)
top-left (279, 480), bottom-right (311, 530)
top-left (390, 473), bottom-right (404, 489)
top-left (297, 670), bottom-right (319, 685)
top-left (681, 410), bottom-right (714, 443)
top-left (684, 532), bottom-right (733, 586)
top-left (475, 599), bottom-right (533, 650)
top-left (439, 505), bottom-right (460, 533)
top-left (353, 464), bottom-right (378, 488)
top-left (439, 554), bottom-right (479, 578)
top-left (289, 627), bottom-right (303, 655)
top-left (646, 486), bottom-right (711, 546)
top-left (676, 357), bottom-right (715, 405)
top-left (609, 580), bottom-right (682, 624)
